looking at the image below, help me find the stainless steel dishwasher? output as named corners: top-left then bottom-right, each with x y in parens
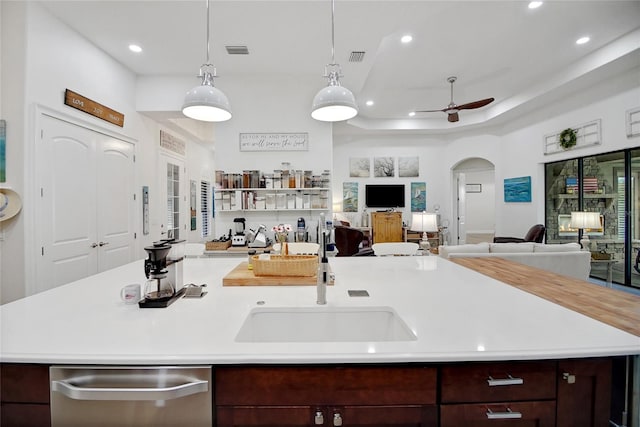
top-left (50, 365), bottom-right (212, 426)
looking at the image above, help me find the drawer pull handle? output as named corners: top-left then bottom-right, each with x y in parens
top-left (487, 374), bottom-right (524, 386)
top-left (486, 408), bottom-right (522, 419)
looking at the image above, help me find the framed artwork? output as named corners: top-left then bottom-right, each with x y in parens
top-left (0, 120), bottom-right (5, 183)
top-left (349, 157), bottom-right (370, 177)
top-left (410, 182), bottom-right (426, 212)
top-left (398, 156), bottom-right (419, 177)
top-left (374, 157), bottom-right (394, 177)
top-left (342, 182), bottom-right (358, 212)
top-left (504, 176), bottom-right (532, 202)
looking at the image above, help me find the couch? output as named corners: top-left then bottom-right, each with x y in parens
top-left (438, 242), bottom-right (591, 280)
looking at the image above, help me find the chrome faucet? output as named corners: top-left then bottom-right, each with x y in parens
top-left (317, 214), bottom-right (328, 305)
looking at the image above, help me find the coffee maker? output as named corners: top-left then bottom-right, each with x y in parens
top-left (143, 242), bottom-right (173, 300)
top-left (142, 239), bottom-right (185, 304)
top-left (232, 218), bottom-right (247, 246)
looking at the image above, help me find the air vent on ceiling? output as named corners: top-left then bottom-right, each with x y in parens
top-left (349, 51), bottom-right (365, 62)
top-left (226, 45), bottom-right (249, 55)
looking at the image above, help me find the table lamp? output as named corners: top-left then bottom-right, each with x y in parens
top-left (570, 211), bottom-right (601, 251)
top-left (411, 212), bottom-right (439, 255)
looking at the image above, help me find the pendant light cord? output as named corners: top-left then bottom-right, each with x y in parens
top-left (205, 0), bottom-right (211, 65)
top-left (330, 0), bottom-right (335, 65)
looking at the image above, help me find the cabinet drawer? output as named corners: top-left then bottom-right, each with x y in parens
top-left (441, 401), bottom-right (556, 427)
top-left (441, 361), bottom-right (556, 403)
top-left (216, 366), bottom-right (437, 406)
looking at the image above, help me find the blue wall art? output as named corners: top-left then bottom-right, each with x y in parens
top-left (410, 182), bottom-right (426, 212)
top-left (342, 182), bottom-right (358, 212)
top-left (504, 176), bottom-right (532, 202)
top-left (0, 120), bottom-right (5, 183)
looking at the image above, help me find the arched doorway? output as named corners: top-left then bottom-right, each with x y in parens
top-left (452, 158), bottom-right (495, 245)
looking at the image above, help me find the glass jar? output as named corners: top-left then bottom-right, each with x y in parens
top-left (242, 170), bottom-right (252, 188)
top-left (273, 170), bottom-right (282, 189)
top-left (304, 171), bottom-right (313, 188)
top-left (264, 173), bottom-right (273, 189)
top-left (295, 170), bottom-right (303, 188)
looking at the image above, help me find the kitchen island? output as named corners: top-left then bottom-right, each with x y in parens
top-left (2, 256), bottom-right (640, 426)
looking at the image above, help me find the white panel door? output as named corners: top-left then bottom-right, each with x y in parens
top-left (96, 137), bottom-right (135, 271)
top-left (37, 114), bottom-right (134, 293)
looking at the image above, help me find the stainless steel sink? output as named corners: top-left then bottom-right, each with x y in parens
top-left (235, 306), bottom-right (417, 342)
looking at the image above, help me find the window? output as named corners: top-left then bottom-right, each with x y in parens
top-left (201, 180), bottom-right (211, 239)
top-left (167, 163), bottom-right (180, 239)
top-left (545, 149), bottom-right (640, 288)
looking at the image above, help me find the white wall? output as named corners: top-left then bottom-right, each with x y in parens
top-left (210, 74), bottom-right (333, 241)
top-left (332, 136), bottom-right (449, 227)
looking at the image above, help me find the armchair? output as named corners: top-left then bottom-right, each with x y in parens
top-left (334, 225), bottom-right (374, 257)
top-left (493, 224), bottom-right (545, 244)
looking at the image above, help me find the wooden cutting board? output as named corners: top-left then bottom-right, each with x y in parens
top-left (223, 262), bottom-right (334, 286)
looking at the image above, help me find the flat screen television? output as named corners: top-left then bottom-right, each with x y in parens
top-left (365, 184), bottom-right (405, 208)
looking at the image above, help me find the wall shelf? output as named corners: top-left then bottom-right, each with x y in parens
top-left (553, 193), bottom-right (616, 209)
top-left (215, 188), bottom-right (330, 212)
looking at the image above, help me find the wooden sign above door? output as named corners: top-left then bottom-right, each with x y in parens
top-left (64, 89), bottom-right (125, 127)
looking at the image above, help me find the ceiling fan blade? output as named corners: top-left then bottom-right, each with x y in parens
top-left (415, 108), bottom-right (446, 113)
top-left (448, 112), bottom-right (459, 122)
top-left (456, 97), bottom-right (495, 110)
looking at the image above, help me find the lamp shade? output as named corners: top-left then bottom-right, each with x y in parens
top-left (311, 85), bottom-right (358, 122)
top-left (411, 212), bottom-right (439, 233)
top-left (570, 211), bottom-right (601, 229)
top-left (182, 82), bottom-right (232, 122)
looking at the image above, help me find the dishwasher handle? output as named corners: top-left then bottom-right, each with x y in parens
top-left (51, 378), bottom-right (208, 401)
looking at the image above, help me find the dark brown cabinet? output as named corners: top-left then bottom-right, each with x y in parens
top-left (440, 360), bottom-right (557, 427)
top-left (0, 364), bottom-right (51, 427)
top-left (556, 358), bottom-right (612, 427)
top-left (0, 358), bottom-right (616, 427)
top-left (215, 366), bottom-right (438, 427)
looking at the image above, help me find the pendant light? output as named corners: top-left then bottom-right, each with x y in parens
top-left (311, 0), bottom-right (358, 122)
top-left (182, 0), bottom-right (232, 122)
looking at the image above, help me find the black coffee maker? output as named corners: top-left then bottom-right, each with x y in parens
top-left (143, 242), bottom-right (173, 300)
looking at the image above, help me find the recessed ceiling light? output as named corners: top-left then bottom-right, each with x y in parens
top-left (528, 2), bottom-right (543, 9)
top-left (408, 111), bottom-right (416, 117)
top-left (366, 100), bottom-right (374, 106)
top-left (576, 36), bottom-right (590, 45)
top-left (128, 44), bottom-right (142, 53)
top-left (401, 35), bottom-right (413, 44)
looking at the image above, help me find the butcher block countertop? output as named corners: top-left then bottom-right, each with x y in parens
top-left (1, 256), bottom-right (639, 365)
top-left (451, 257), bottom-right (640, 337)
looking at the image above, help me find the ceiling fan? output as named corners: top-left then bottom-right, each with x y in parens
top-left (416, 76), bottom-right (494, 123)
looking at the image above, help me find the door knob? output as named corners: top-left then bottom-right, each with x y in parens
top-left (90, 243), bottom-right (98, 248)
top-left (98, 241), bottom-right (109, 247)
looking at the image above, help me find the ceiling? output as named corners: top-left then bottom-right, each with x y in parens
top-left (38, 0), bottom-right (640, 135)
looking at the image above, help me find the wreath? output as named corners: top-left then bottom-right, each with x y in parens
top-left (559, 128), bottom-right (577, 150)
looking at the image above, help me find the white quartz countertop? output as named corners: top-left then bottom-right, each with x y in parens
top-left (2, 256), bottom-right (639, 365)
